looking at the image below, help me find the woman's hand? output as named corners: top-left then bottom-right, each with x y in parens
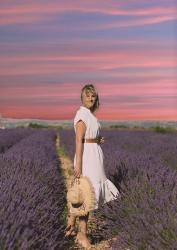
top-left (98, 136), bottom-right (105, 144)
top-left (74, 166), bottom-right (82, 178)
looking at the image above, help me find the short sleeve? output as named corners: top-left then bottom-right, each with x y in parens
top-left (74, 109), bottom-right (88, 129)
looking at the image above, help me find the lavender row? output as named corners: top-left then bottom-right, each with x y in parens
top-left (59, 128), bottom-right (177, 249)
top-left (0, 128), bottom-right (35, 153)
top-left (98, 130), bottom-right (177, 249)
top-left (59, 129), bottom-right (75, 161)
top-left (59, 129), bottom-right (177, 172)
top-left (97, 149), bottom-right (177, 249)
top-left (3, 129), bottom-right (58, 166)
top-left (0, 129), bottom-right (70, 250)
top-left (101, 129), bottom-right (177, 175)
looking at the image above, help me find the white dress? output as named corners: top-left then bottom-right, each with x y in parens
top-left (73, 105), bottom-right (120, 210)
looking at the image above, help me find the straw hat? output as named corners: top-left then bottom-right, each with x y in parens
top-left (67, 176), bottom-right (96, 216)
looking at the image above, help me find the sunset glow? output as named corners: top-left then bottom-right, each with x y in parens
top-left (0, 0), bottom-right (176, 120)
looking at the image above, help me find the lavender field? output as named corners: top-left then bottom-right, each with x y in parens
top-left (0, 128), bottom-right (70, 250)
top-left (60, 128), bottom-right (177, 250)
top-left (0, 128), bottom-right (35, 153)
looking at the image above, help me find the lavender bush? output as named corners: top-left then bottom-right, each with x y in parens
top-left (0, 129), bottom-right (70, 250)
top-left (97, 150), bottom-right (177, 249)
top-left (59, 128), bottom-right (177, 249)
top-left (59, 129), bottom-right (177, 173)
top-left (3, 129), bottom-right (58, 165)
top-left (101, 130), bottom-right (177, 173)
top-left (59, 129), bottom-right (75, 160)
top-left (0, 128), bottom-right (35, 153)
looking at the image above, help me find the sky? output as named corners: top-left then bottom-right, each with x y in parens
top-left (0, 0), bottom-right (177, 121)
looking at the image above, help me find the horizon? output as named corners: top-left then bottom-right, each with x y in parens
top-left (1, 115), bottom-right (177, 123)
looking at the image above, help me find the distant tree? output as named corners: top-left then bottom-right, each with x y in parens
top-left (153, 126), bottom-right (176, 133)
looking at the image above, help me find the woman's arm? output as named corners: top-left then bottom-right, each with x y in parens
top-left (74, 120), bottom-right (86, 178)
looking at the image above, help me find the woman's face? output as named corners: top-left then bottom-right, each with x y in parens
top-left (82, 90), bottom-right (97, 109)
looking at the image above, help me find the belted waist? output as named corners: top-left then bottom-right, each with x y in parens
top-left (82, 137), bottom-right (100, 143)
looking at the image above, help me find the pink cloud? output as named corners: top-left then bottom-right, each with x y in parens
top-left (0, 46), bottom-right (176, 76)
top-left (101, 15), bottom-right (177, 29)
top-left (97, 106), bottom-right (177, 120)
top-left (1, 2), bottom-right (175, 17)
top-left (1, 102), bottom-right (176, 120)
top-left (1, 79), bottom-right (176, 120)
top-left (0, 84), bottom-right (79, 99)
top-left (0, 1), bottom-right (176, 27)
top-left (1, 1), bottom-right (176, 121)
top-left (0, 105), bottom-right (77, 120)
top-left (1, 78), bottom-right (176, 98)
top-left (96, 80), bottom-right (176, 97)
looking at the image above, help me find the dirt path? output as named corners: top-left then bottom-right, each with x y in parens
top-left (56, 134), bottom-right (113, 250)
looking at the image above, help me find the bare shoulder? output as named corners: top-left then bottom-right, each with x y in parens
top-left (76, 120), bottom-right (86, 130)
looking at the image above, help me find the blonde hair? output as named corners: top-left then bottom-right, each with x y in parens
top-left (81, 84), bottom-right (100, 112)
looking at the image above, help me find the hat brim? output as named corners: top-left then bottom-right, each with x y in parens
top-left (67, 176), bottom-right (96, 216)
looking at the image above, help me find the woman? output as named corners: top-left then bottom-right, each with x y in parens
top-left (65, 84), bottom-right (120, 249)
